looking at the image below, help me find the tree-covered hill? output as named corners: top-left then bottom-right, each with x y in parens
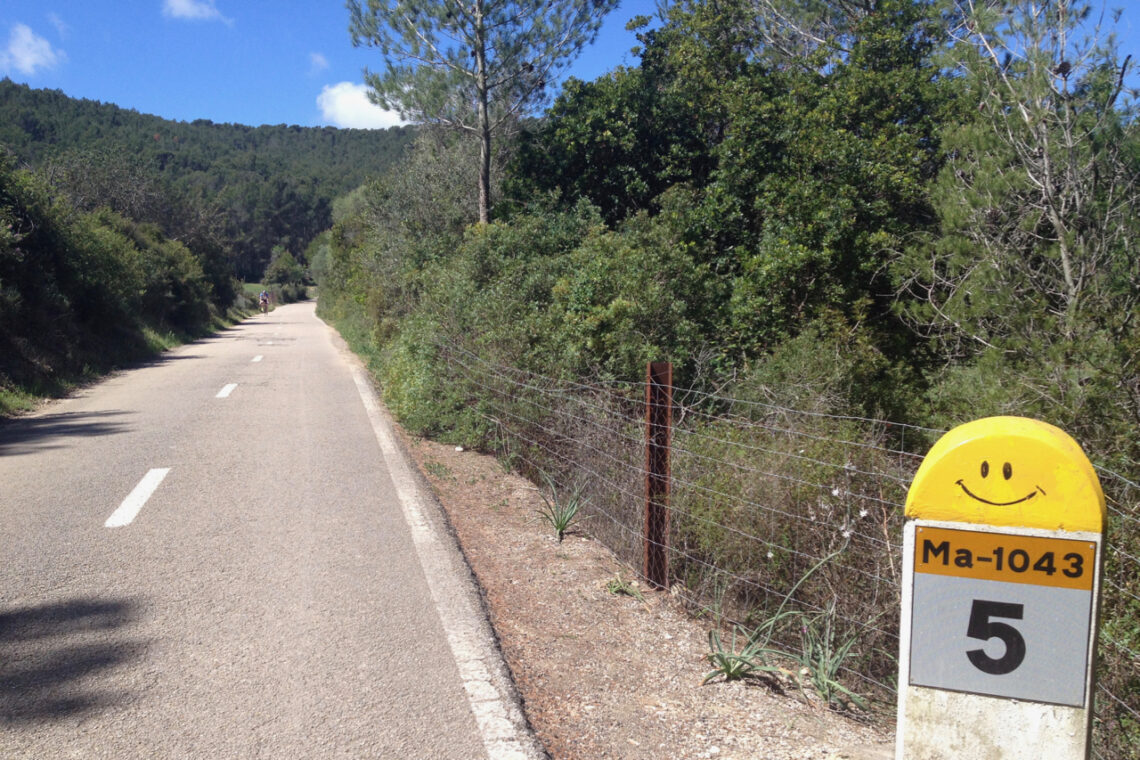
top-left (0, 78), bottom-right (415, 279)
top-left (1, 78), bottom-right (416, 410)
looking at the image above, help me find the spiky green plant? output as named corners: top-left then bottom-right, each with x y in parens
top-left (798, 602), bottom-right (867, 710)
top-left (704, 628), bottom-right (759, 684)
top-left (605, 574), bottom-right (646, 602)
top-left (537, 471), bottom-right (586, 542)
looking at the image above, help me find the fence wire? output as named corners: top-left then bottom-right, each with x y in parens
top-left (437, 342), bottom-right (1139, 760)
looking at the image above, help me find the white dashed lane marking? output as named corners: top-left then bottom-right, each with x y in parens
top-left (105, 468), bottom-right (171, 528)
top-left (216, 383), bottom-right (238, 398)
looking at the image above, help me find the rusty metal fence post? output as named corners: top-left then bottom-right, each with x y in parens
top-left (644, 361), bottom-right (673, 589)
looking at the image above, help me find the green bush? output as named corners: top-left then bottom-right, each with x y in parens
top-left (544, 213), bottom-right (712, 382)
top-left (367, 203), bottom-right (600, 444)
top-left (0, 154), bottom-right (214, 408)
top-left (95, 211), bottom-right (212, 331)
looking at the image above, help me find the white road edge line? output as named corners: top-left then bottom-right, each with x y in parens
top-left (346, 354), bottom-right (543, 760)
top-left (252, 355), bottom-right (263, 363)
top-left (106, 468), bottom-right (171, 528)
top-left (216, 383), bottom-right (238, 398)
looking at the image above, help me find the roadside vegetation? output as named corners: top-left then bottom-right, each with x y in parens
top-left (0, 78), bottom-right (410, 412)
top-left (0, 153), bottom-right (216, 413)
top-left (316, 0), bottom-right (1139, 754)
top-left (320, 0), bottom-right (1140, 469)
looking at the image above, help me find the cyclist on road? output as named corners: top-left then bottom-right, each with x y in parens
top-left (259, 290), bottom-right (270, 313)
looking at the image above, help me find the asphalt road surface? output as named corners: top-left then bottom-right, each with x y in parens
top-left (0, 302), bottom-right (543, 759)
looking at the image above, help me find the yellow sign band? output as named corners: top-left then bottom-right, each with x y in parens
top-left (915, 526), bottom-right (1096, 590)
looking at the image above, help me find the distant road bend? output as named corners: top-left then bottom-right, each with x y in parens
top-left (0, 302), bottom-right (543, 759)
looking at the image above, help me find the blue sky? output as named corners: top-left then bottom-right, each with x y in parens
top-left (0, 0), bottom-right (657, 128)
top-left (1, 1), bottom-right (1138, 129)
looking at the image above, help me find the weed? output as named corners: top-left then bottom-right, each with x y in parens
top-left (708, 572), bottom-right (730, 628)
top-left (140, 326), bottom-right (180, 353)
top-left (606, 575), bottom-right (646, 602)
top-left (703, 627), bottom-right (794, 685)
top-left (744, 608), bottom-right (804, 652)
top-left (704, 629), bottom-right (759, 683)
top-left (0, 387), bottom-right (38, 416)
top-left (537, 471), bottom-right (586, 542)
top-left (700, 538), bottom-right (866, 707)
top-left (797, 602), bottom-right (867, 711)
top-left (424, 460), bottom-right (453, 480)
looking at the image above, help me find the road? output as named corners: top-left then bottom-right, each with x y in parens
top-left (0, 302), bottom-right (542, 759)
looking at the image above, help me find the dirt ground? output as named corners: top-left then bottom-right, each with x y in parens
top-left (396, 428), bottom-right (896, 760)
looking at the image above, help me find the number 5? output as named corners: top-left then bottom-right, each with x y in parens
top-left (966, 600), bottom-right (1026, 675)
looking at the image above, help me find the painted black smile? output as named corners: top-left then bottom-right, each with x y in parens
top-left (956, 480), bottom-right (1046, 506)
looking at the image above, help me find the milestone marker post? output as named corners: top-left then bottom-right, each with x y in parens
top-left (896, 416), bottom-right (1104, 760)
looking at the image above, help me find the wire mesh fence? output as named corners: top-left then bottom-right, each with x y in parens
top-left (437, 341), bottom-right (1139, 759)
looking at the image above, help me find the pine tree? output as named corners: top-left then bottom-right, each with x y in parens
top-left (348, 0), bottom-right (619, 223)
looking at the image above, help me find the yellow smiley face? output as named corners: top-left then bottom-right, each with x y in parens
top-left (956, 457), bottom-right (1046, 507)
top-left (906, 416), bottom-right (1104, 533)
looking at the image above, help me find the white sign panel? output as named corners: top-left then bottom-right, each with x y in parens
top-left (908, 526), bottom-right (1096, 707)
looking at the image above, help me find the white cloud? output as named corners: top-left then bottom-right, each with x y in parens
top-left (1, 23), bottom-right (65, 76)
top-left (162, 0), bottom-right (232, 24)
top-left (47, 13), bottom-right (70, 39)
top-left (317, 82), bottom-right (408, 129)
top-left (309, 52), bottom-right (329, 75)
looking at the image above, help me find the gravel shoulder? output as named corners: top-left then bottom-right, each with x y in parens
top-left (396, 430), bottom-right (896, 760)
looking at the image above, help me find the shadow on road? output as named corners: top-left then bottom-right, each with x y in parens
top-left (0, 411), bottom-right (133, 457)
top-left (0, 597), bottom-right (147, 724)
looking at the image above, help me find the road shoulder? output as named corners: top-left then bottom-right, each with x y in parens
top-left (330, 320), bottom-right (546, 760)
top-left (399, 432), bottom-right (896, 760)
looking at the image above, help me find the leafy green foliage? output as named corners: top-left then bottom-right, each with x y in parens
top-left (0, 154), bottom-right (213, 405)
top-left (508, 67), bottom-right (711, 224)
top-left (510, 0), bottom-right (948, 367)
top-left (892, 1), bottom-right (1140, 471)
top-left (542, 213), bottom-right (713, 381)
top-left (321, 0), bottom-right (953, 432)
top-left (262, 246), bottom-right (309, 304)
top-left (264, 250), bottom-right (304, 286)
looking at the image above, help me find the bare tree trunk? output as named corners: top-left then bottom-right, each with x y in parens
top-left (475, 0), bottom-right (491, 225)
top-left (478, 109), bottom-right (491, 224)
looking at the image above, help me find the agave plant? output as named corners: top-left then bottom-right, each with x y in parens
top-left (537, 471), bottom-right (586, 542)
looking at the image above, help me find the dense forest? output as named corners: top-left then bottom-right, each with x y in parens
top-left (0, 78), bottom-right (413, 409)
top-left (0, 78), bottom-right (414, 280)
top-left (319, 0), bottom-right (1140, 470)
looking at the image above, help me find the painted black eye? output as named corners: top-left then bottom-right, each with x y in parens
top-left (981, 461), bottom-right (989, 478)
top-left (1003, 462), bottom-right (1013, 480)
